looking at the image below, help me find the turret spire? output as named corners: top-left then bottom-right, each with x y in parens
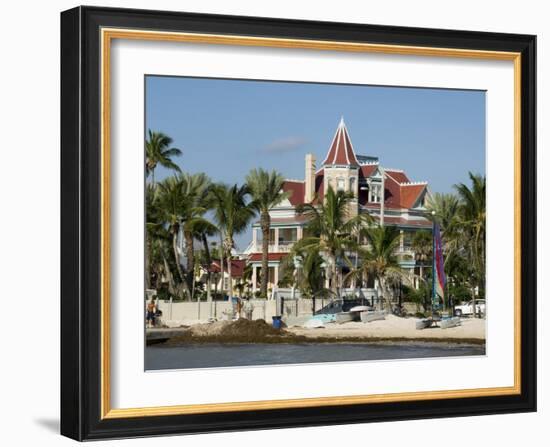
top-left (322, 117), bottom-right (359, 166)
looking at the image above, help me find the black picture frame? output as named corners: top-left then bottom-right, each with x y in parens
top-left (61, 5), bottom-right (536, 441)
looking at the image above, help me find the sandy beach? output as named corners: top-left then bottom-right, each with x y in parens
top-left (287, 314), bottom-right (486, 341)
top-left (152, 314), bottom-right (486, 346)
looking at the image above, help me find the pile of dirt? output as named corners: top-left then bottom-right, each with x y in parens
top-left (189, 321), bottom-right (228, 337)
top-left (219, 319), bottom-right (288, 338)
top-left (166, 318), bottom-right (292, 345)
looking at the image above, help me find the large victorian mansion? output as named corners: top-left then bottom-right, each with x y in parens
top-left (243, 117), bottom-right (433, 295)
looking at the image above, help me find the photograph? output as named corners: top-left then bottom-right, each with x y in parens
top-left (143, 76), bottom-right (487, 370)
top-left (56, 5), bottom-right (537, 441)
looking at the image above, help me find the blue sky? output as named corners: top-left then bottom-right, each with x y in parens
top-left (146, 76), bottom-right (486, 249)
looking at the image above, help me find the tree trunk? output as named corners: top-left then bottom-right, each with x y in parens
top-left (202, 233), bottom-right (212, 307)
top-left (219, 233), bottom-right (225, 297)
top-left (172, 231), bottom-right (183, 282)
top-left (225, 236), bottom-right (235, 318)
top-left (145, 232), bottom-right (151, 290)
top-left (172, 229), bottom-right (191, 299)
top-left (331, 254), bottom-right (339, 299)
top-left (184, 230), bottom-right (195, 301)
top-left (260, 212), bottom-right (270, 298)
top-left (163, 255), bottom-right (176, 296)
top-left (379, 278), bottom-right (392, 311)
top-left (225, 236), bottom-right (233, 299)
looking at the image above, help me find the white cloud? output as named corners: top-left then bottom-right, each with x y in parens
top-left (262, 136), bottom-right (307, 153)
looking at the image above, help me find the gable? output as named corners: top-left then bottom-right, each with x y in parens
top-left (281, 180), bottom-right (305, 206)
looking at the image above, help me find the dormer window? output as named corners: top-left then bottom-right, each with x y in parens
top-left (417, 192), bottom-right (426, 208)
top-left (369, 183), bottom-right (382, 203)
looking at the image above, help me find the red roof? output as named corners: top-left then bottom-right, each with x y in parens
top-left (210, 259), bottom-right (246, 277)
top-left (385, 170), bottom-right (410, 184)
top-left (277, 118), bottom-right (427, 211)
top-left (321, 118), bottom-right (359, 166)
top-left (382, 174), bottom-right (402, 208)
top-left (282, 180), bottom-right (305, 206)
top-left (360, 164), bottom-right (378, 177)
top-left (281, 166), bottom-right (426, 210)
top-left (400, 184), bottom-right (426, 208)
top-left (248, 253), bottom-right (288, 262)
top-left (360, 168), bottom-right (426, 209)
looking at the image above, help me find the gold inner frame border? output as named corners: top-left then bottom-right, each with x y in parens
top-left (100, 27), bottom-right (522, 419)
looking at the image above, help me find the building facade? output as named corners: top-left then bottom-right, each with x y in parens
top-left (244, 118), bottom-right (432, 295)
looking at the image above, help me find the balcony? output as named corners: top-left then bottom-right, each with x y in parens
top-left (250, 241), bottom-right (295, 253)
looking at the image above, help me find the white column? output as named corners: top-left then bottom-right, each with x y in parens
top-left (274, 228), bottom-right (280, 252)
top-left (400, 230), bottom-right (404, 251)
top-left (274, 264), bottom-right (279, 286)
top-left (252, 265), bottom-right (257, 292)
top-left (297, 226), bottom-right (303, 241)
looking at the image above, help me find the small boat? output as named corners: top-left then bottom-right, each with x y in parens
top-left (440, 317), bottom-right (461, 329)
top-left (349, 305), bottom-right (371, 312)
top-left (416, 318), bottom-right (433, 330)
top-left (310, 313), bottom-right (337, 324)
top-left (360, 310), bottom-right (386, 323)
top-left (336, 312), bottom-right (355, 324)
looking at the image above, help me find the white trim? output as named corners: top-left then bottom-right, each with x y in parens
top-left (342, 125), bottom-right (351, 165)
top-left (321, 121), bottom-right (341, 165)
top-left (401, 181), bottom-right (428, 186)
top-left (284, 178), bottom-right (305, 183)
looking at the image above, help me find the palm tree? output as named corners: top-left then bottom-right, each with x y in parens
top-left (145, 130), bottom-right (182, 183)
top-left (246, 168), bottom-right (290, 298)
top-left (296, 248), bottom-right (331, 314)
top-left (426, 192), bottom-right (461, 255)
top-left (349, 225), bottom-right (409, 310)
top-left (156, 174), bottom-right (211, 299)
top-left (146, 182), bottom-right (175, 293)
top-left (294, 187), bottom-right (368, 298)
top-left (145, 183), bottom-right (158, 290)
top-left (193, 218), bottom-right (218, 304)
top-left (179, 173), bottom-right (212, 300)
top-left (455, 173), bottom-right (486, 316)
top-left (411, 230), bottom-right (432, 281)
top-left (426, 193), bottom-right (460, 232)
top-left (210, 183), bottom-right (255, 299)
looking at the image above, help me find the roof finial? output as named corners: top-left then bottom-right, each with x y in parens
top-left (339, 115), bottom-right (345, 128)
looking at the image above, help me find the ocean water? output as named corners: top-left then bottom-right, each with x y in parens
top-left (145, 342), bottom-right (485, 370)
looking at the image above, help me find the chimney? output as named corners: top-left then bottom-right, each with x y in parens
top-left (304, 153), bottom-right (316, 203)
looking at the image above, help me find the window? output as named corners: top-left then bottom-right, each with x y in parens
top-left (337, 177), bottom-right (345, 191)
top-left (279, 227), bottom-right (297, 245)
top-left (259, 229), bottom-right (276, 244)
top-left (369, 183), bottom-right (382, 203)
top-left (417, 192), bottom-right (425, 208)
top-left (349, 177), bottom-right (356, 193)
